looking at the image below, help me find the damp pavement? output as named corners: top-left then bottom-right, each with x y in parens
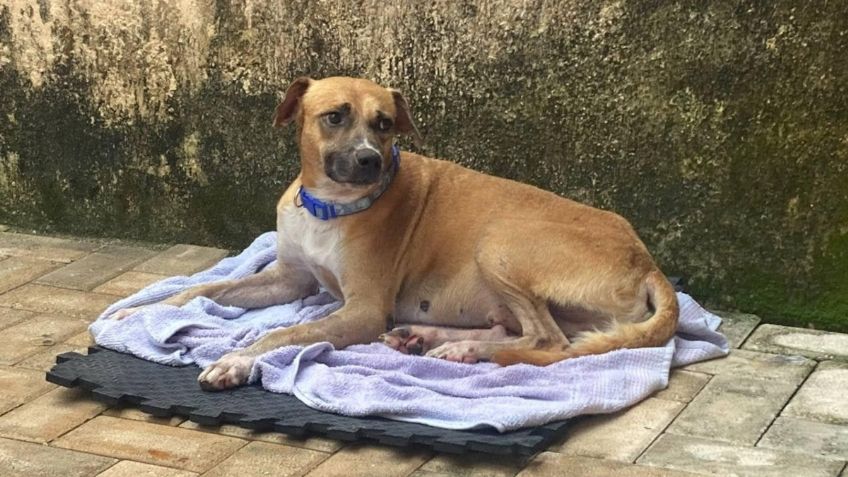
top-left (0, 229), bottom-right (845, 477)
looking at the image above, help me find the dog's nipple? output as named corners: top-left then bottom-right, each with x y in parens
top-left (419, 300), bottom-right (430, 312)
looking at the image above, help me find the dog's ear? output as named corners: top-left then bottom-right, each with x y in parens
top-left (273, 77), bottom-right (312, 128)
top-left (389, 89), bottom-right (423, 147)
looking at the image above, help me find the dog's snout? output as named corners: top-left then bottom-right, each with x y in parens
top-left (354, 149), bottom-right (382, 170)
top-left (324, 147), bottom-right (384, 185)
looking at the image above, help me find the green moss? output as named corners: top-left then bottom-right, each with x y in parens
top-left (712, 205), bottom-right (848, 333)
top-left (1, 1), bottom-right (846, 331)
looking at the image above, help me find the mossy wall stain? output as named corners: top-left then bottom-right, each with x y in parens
top-left (0, 0), bottom-right (846, 331)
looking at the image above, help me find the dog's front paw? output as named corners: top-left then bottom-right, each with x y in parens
top-left (425, 341), bottom-right (480, 364)
top-left (197, 352), bottom-right (255, 391)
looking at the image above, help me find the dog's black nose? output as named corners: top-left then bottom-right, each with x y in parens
top-left (354, 150), bottom-right (382, 170)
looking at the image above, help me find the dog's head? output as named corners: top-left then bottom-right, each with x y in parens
top-left (273, 77), bottom-right (420, 190)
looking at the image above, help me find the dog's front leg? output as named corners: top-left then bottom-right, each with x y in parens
top-left (197, 298), bottom-right (389, 390)
top-left (111, 262), bottom-right (316, 320)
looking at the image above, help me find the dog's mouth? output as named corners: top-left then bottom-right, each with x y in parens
top-left (323, 152), bottom-right (383, 185)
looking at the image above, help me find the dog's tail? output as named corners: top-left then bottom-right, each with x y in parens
top-left (492, 270), bottom-right (679, 367)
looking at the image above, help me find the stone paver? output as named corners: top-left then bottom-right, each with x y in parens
top-left (94, 271), bottom-right (169, 296)
top-left (103, 408), bottom-right (186, 427)
top-left (0, 232), bottom-right (100, 263)
top-left (744, 324), bottom-right (848, 361)
top-left (419, 453), bottom-right (524, 476)
top-left (0, 256), bottom-right (61, 294)
top-left (304, 444), bottom-right (431, 477)
top-left (65, 330), bottom-right (95, 346)
top-left (0, 314), bottom-right (89, 365)
top-left (758, 416), bottom-right (848, 461)
top-left (0, 284), bottom-right (115, 319)
top-left (12, 330), bottom-right (93, 373)
top-left (0, 365), bottom-right (56, 412)
top-left (0, 307), bottom-right (35, 330)
top-left (684, 348), bottom-right (815, 382)
top-left (666, 374), bottom-right (798, 445)
top-left (713, 310), bottom-right (761, 348)
top-left (134, 244), bottom-right (228, 276)
top-left (16, 342), bottom-right (88, 372)
top-left (203, 441), bottom-right (328, 477)
top-left (783, 361), bottom-right (848, 425)
top-left (96, 461), bottom-right (197, 477)
top-left (652, 370), bottom-right (710, 403)
top-left (0, 436), bottom-right (116, 477)
top-left (553, 398), bottom-right (684, 462)
top-left (0, 387), bottom-right (106, 443)
top-left (638, 433), bottom-right (844, 477)
top-left (1, 231), bottom-right (847, 477)
top-left (179, 421), bottom-right (342, 453)
top-left (0, 400), bottom-right (18, 416)
top-left (36, 245), bottom-right (157, 291)
top-left (518, 453), bottom-right (699, 476)
top-left (54, 416), bottom-right (246, 473)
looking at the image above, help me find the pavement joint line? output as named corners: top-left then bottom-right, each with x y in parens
top-left (0, 401), bottom-right (25, 417)
top-left (405, 452), bottom-right (433, 477)
top-left (199, 438), bottom-right (254, 474)
top-left (28, 279), bottom-right (129, 295)
top-left (10, 347), bottom-right (59, 368)
top-left (175, 421), bottom-right (342, 455)
top-left (631, 373), bottom-right (714, 464)
top-left (54, 421), bottom-right (253, 473)
top-left (752, 355), bottom-right (820, 447)
top-left (3, 281), bottom-right (119, 298)
top-left (703, 350), bottom-right (820, 382)
top-left (47, 409), bottom-right (107, 446)
top-left (95, 460), bottom-right (121, 476)
top-left (302, 451), bottom-right (335, 476)
top-left (0, 273), bottom-right (55, 299)
top-left (737, 322), bottom-right (760, 349)
top-left (0, 370), bottom-right (58, 411)
top-left (0, 255), bottom-right (85, 297)
top-left (0, 313), bottom-right (30, 332)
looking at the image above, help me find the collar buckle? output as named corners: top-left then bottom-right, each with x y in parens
top-left (301, 188), bottom-right (337, 220)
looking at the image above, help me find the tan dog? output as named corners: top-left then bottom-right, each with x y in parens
top-left (112, 76), bottom-right (679, 390)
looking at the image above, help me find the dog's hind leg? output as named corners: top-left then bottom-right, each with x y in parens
top-left (424, 217), bottom-right (661, 364)
top-left (419, 228), bottom-right (573, 363)
top-left (379, 323), bottom-right (512, 355)
top-left (439, 218), bottom-right (674, 366)
top-left (424, 299), bottom-right (566, 363)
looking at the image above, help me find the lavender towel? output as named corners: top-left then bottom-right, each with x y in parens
top-left (90, 232), bottom-right (729, 432)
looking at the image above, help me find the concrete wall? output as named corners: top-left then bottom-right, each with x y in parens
top-left (1, 0), bottom-right (846, 330)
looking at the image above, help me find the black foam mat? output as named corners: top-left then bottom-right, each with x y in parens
top-left (46, 347), bottom-right (570, 456)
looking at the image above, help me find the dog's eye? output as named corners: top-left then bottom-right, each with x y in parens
top-left (377, 118), bottom-right (393, 132)
top-left (326, 112), bottom-right (343, 125)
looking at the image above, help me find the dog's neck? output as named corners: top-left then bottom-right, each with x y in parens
top-left (298, 145), bottom-right (401, 220)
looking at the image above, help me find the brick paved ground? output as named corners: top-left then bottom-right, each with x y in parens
top-left (0, 228), bottom-right (845, 477)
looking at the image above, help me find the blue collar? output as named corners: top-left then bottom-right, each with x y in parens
top-left (298, 145), bottom-right (401, 220)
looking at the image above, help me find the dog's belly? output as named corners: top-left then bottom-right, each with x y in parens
top-left (392, 274), bottom-right (520, 332)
